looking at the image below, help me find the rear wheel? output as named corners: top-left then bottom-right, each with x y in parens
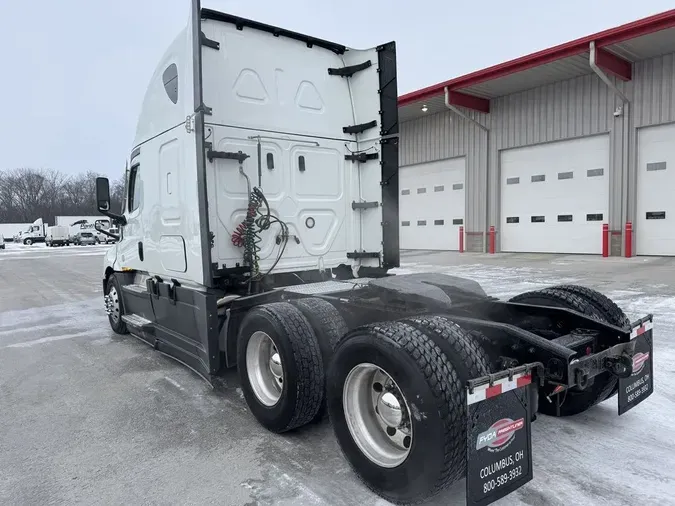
top-left (327, 319), bottom-right (490, 505)
top-left (237, 302), bottom-right (324, 433)
top-left (509, 287), bottom-right (616, 416)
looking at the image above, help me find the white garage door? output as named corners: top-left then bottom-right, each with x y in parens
top-left (500, 135), bottom-right (609, 254)
top-left (637, 123), bottom-right (675, 256)
top-left (399, 157), bottom-right (465, 250)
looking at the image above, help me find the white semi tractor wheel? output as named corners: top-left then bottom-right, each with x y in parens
top-left (104, 274), bottom-right (129, 335)
top-left (236, 302), bottom-right (324, 433)
top-left (326, 318), bottom-right (491, 504)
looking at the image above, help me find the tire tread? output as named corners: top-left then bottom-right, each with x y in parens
top-left (551, 284), bottom-right (630, 328)
top-left (291, 297), bottom-right (348, 353)
top-left (346, 320), bottom-right (462, 503)
top-left (336, 317), bottom-right (491, 503)
top-left (256, 302), bottom-right (324, 431)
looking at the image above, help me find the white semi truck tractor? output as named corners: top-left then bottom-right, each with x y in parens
top-left (94, 2), bottom-right (655, 504)
top-left (20, 218), bottom-right (47, 245)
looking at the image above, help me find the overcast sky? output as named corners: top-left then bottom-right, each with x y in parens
top-left (1, 0), bottom-right (672, 179)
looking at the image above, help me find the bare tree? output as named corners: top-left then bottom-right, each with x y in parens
top-left (0, 168), bottom-right (126, 224)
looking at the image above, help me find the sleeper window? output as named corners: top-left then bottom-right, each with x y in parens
top-left (128, 163), bottom-right (141, 213)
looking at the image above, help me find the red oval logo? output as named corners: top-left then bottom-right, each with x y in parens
top-left (632, 352), bottom-right (650, 375)
top-left (491, 418), bottom-right (523, 447)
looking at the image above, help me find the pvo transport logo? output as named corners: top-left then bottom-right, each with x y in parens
top-left (632, 352), bottom-right (650, 376)
top-left (476, 418), bottom-right (524, 452)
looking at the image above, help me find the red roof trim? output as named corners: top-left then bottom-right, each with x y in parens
top-left (399, 9), bottom-right (675, 106)
top-left (447, 91), bottom-right (490, 113)
top-left (595, 46), bottom-right (632, 81)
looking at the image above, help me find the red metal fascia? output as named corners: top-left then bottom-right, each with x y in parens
top-left (594, 46), bottom-right (632, 80)
top-left (398, 9), bottom-right (675, 106)
top-left (446, 90), bottom-right (490, 113)
top-left (595, 9), bottom-right (675, 47)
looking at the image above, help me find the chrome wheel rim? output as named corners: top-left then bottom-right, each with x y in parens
top-left (343, 363), bottom-right (413, 468)
top-left (109, 286), bottom-right (121, 324)
top-left (246, 331), bottom-right (284, 406)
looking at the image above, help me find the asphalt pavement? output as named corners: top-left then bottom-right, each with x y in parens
top-left (1, 243), bottom-right (674, 505)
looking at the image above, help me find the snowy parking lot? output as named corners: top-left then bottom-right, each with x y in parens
top-left (0, 246), bottom-right (673, 505)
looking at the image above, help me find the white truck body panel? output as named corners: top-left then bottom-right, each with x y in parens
top-left (106, 5), bottom-right (397, 287)
top-left (200, 20), bottom-right (383, 277)
top-left (46, 226), bottom-right (70, 245)
top-left (117, 18), bottom-right (203, 284)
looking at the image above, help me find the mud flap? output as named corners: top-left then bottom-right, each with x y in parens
top-left (618, 318), bottom-right (654, 415)
top-left (465, 364), bottom-right (542, 506)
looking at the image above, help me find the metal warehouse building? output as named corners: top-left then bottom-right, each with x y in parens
top-left (397, 10), bottom-right (675, 256)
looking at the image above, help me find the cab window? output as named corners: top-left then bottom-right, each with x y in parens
top-left (128, 162), bottom-right (141, 212)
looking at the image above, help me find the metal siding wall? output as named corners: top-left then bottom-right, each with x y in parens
top-left (400, 110), bottom-right (488, 235)
top-left (634, 52), bottom-right (675, 128)
top-left (488, 72), bottom-right (627, 235)
top-left (398, 51), bottom-right (675, 252)
top-left (629, 52), bottom-right (675, 230)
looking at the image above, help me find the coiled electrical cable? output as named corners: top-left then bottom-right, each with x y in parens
top-left (231, 185), bottom-right (289, 281)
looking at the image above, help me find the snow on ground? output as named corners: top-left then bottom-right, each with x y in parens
top-left (390, 256), bottom-right (675, 506)
top-left (0, 241), bottom-right (111, 261)
top-left (1, 250), bottom-right (674, 505)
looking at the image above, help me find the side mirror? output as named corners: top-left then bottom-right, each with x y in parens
top-left (96, 177), bottom-right (111, 211)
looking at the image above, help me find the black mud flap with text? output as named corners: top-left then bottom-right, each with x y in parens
top-left (466, 365), bottom-right (541, 506)
top-left (618, 318), bottom-right (654, 415)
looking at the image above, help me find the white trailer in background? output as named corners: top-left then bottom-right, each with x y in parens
top-left (0, 223), bottom-right (31, 242)
top-left (55, 215), bottom-right (102, 227)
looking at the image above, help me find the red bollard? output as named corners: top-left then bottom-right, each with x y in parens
top-left (625, 222), bottom-right (633, 258)
top-left (602, 223), bottom-right (609, 257)
top-left (459, 226), bottom-right (464, 253)
top-left (489, 226), bottom-right (496, 254)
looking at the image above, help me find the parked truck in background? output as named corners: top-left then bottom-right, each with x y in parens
top-left (94, 3), bottom-right (655, 504)
top-left (45, 226), bottom-right (70, 247)
top-left (16, 218), bottom-right (47, 245)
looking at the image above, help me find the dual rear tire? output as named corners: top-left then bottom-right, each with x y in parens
top-left (327, 316), bottom-right (492, 504)
top-left (237, 300), bottom-right (492, 504)
top-left (236, 298), bottom-right (348, 433)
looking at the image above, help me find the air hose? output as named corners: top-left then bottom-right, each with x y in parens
top-left (231, 189), bottom-right (263, 276)
top-left (231, 171), bottom-right (289, 282)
